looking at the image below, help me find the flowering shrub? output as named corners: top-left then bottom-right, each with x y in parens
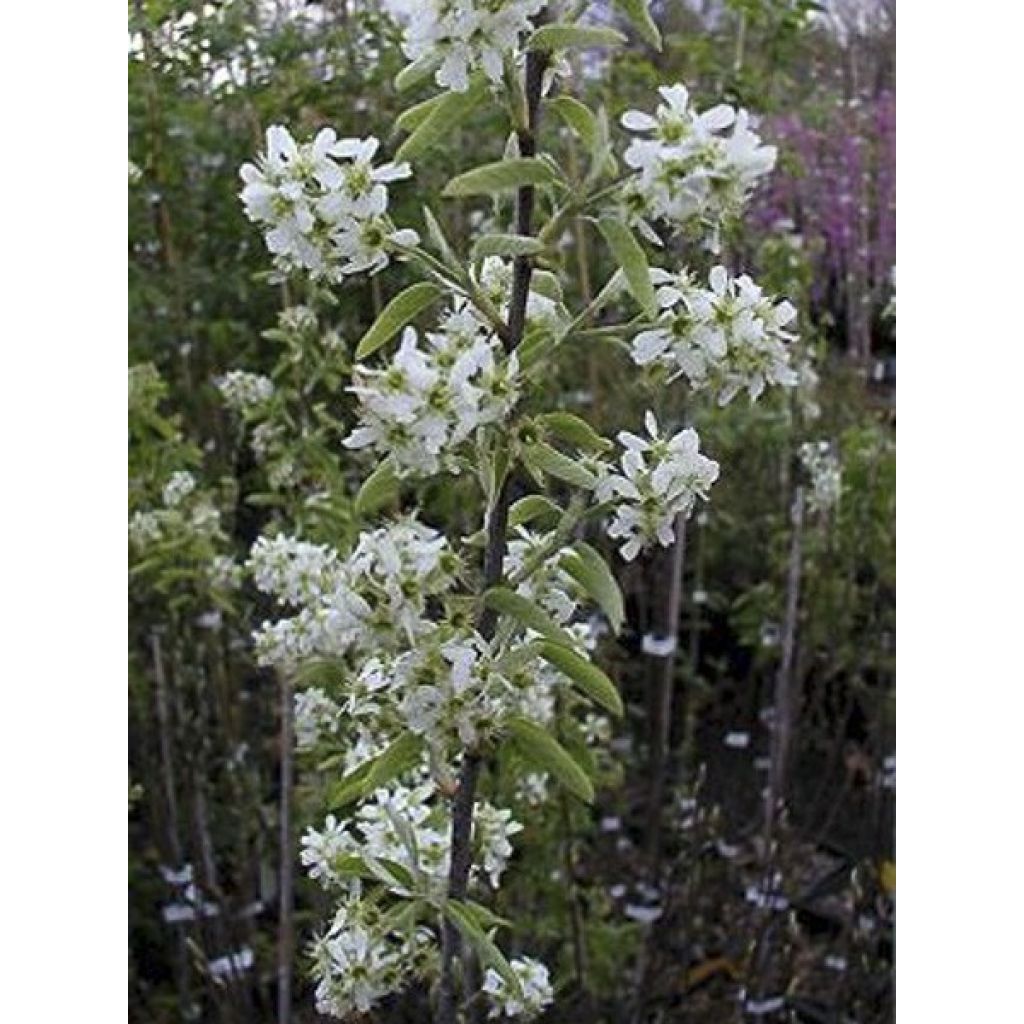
top-left (224, 3), bottom-right (815, 1020)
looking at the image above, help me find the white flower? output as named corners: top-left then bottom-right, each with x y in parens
top-left (239, 125), bottom-right (416, 282)
top-left (631, 265), bottom-right (798, 405)
top-left (216, 370), bottom-right (275, 414)
top-left (475, 803), bottom-right (524, 887)
top-left (799, 440), bottom-right (842, 514)
top-left (162, 470), bottom-right (196, 508)
top-left (483, 955), bottom-right (553, 1018)
top-left (294, 688), bottom-right (342, 750)
top-left (401, 0), bottom-right (546, 94)
top-left (300, 815), bottom-right (352, 887)
top-left (598, 411), bottom-right (719, 561)
top-left (345, 316), bottom-right (518, 478)
top-left (620, 83), bottom-right (776, 247)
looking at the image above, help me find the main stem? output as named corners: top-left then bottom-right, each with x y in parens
top-left (436, 46), bottom-right (547, 1024)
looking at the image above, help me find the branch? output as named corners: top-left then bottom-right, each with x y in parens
top-left (437, 42), bottom-right (549, 1024)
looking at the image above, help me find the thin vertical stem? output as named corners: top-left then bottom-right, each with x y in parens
top-left (277, 672), bottom-right (295, 1024)
top-left (767, 486), bottom-right (805, 836)
top-left (645, 513), bottom-right (687, 867)
top-left (436, 39), bottom-right (547, 1024)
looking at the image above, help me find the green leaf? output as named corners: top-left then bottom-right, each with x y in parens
top-left (292, 659), bottom-right (347, 689)
top-left (395, 53), bottom-right (442, 92)
top-left (444, 900), bottom-right (523, 998)
top-left (527, 24), bottom-right (626, 50)
top-left (530, 270), bottom-right (564, 303)
top-left (508, 494), bottom-right (563, 530)
top-left (326, 760), bottom-right (376, 810)
top-left (326, 733), bottom-right (424, 810)
top-left (422, 205), bottom-right (461, 272)
top-left (483, 587), bottom-right (578, 649)
top-left (354, 458), bottom-right (399, 519)
top-left (443, 158), bottom-right (560, 198)
top-left (597, 217), bottom-right (657, 317)
top-left (506, 717), bottom-right (595, 803)
top-left (471, 234), bottom-right (545, 260)
top-left (537, 411), bottom-right (613, 453)
top-left (462, 900), bottom-right (512, 932)
top-left (538, 641), bottom-right (624, 717)
top-left (560, 542), bottom-right (625, 635)
top-left (396, 94), bottom-right (445, 133)
top-left (366, 732), bottom-right (425, 791)
top-left (615, 0), bottom-right (663, 50)
top-left (522, 441), bottom-right (598, 490)
top-left (396, 78), bottom-right (489, 162)
top-left (547, 95), bottom-right (599, 152)
top-left (355, 282), bottom-right (443, 360)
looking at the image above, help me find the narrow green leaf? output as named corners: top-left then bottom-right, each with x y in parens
top-left (396, 78), bottom-right (489, 162)
top-left (615, 0), bottom-right (663, 50)
top-left (443, 157), bottom-right (560, 198)
top-left (527, 24), bottom-right (626, 50)
top-left (366, 732), bottom-right (425, 791)
top-left (396, 94), bottom-right (445, 133)
top-left (471, 234), bottom-right (545, 260)
top-left (445, 900), bottom-right (523, 997)
top-left (522, 441), bottom-right (598, 490)
top-left (560, 542), bottom-right (625, 635)
top-left (483, 587), bottom-right (578, 648)
top-left (547, 95), bottom-right (599, 151)
top-left (354, 458), bottom-right (399, 519)
top-left (326, 759), bottom-right (376, 810)
top-left (292, 659), bottom-right (347, 689)
top-left (506, 717), bottom-right (595, 803)
top-left (395, 53), bottom-right (442, 92)
top-left (530, 269), bottom-right (564, 303)
top-left (422, 205), bottom-right (461, 272)
top-left (508, 494), bottom-right (563, 530)
top-left (537, 411), bottom-right (613, 453)
top-left (538, 641), bottom-right (624, 717)
top-left (355, 282), bottom-right (443, 361)
top-left (597, 217), bottom-right (657, 317)
top-left (462, 900), bottom-right (512, 931)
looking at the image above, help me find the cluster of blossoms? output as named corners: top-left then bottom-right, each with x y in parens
top-left (799, 440), bottom-right (842, 514)
top-left (401, 0), bottom-right (546, 93)
top-left (248, 520), bottom-right (457, 669)
top-left (483, 956), bottom-right (554, 1019)
top-left (346, 313), bottom-right (520, 478)
top-left (240, 126), bottom-right (418, 282)
top-left (597, 412), bottom-right (720, 561)
top-left (621, 84), bottom-right (776, 249)
top-left (309, 891), bottom-right (434, 1018)
top-left (215, 370), bottom-right (275, 415)
top-left (129, 469), bottom-right (224, 551)
top-left (300, 781), bottom-right (523, 896)
top-left (632, 265), bottom-right (799, 405)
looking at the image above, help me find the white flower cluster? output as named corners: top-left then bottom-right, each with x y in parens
top-left (300, 782), bottom-right (523, 894)
top-left (162, 470), bottom-right (196, 508)
top-left (248, 519), bottom-right (457, 668)
top-left (129, 471), bottom-right (223, 551)
top-left (799, 440), bottom-right (842, 514)
top-left (310, 893), bottom-right (433, 1018)
top-left (216, 370), bottom-right (275, 415)
top-left (295, 687), bottom-right (343, 751)
top-left (239, 126), bottom-right (418, 282)
top-left (401, 0), bottom-right (546, 93)
top-left (482, 955), bottom-right (554, 1019)
top-left (345, 312), bottom-right (520, 478)
top-left (632, 265), bottom-right (799, 405)
top-left (621, 84), bottom-right (776, 248)
top-left (597, 412), bottom-right (719, 561)
top-left (506, 527), bottom-right (579, 624)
